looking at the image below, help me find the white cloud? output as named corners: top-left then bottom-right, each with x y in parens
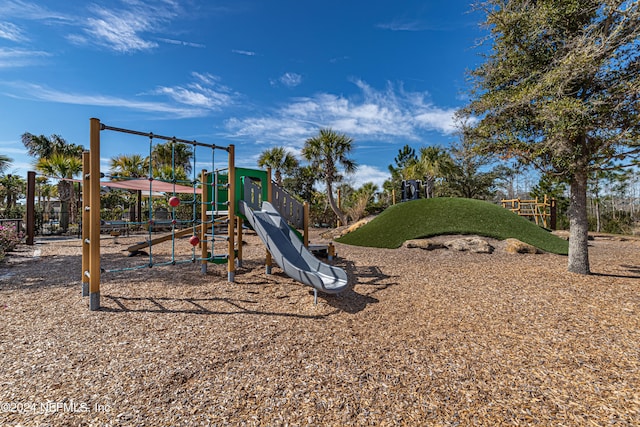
top-left (329, 55), bottom-right (350, 64)
top-left (278, 72), bottom-right (303, 88)
top-left (414, 110), bottom-right (459, 133)
top-left (0, 143), bottom-right (26, 155)
top-left (0, 1), bottom-right (70, 22)
top-left (0, 47), bottom-right (51, 67)
top-left (345, 164), bottom-right (389, 190)
top-left (0, 140), bottom-right (35, 177)
top-left (376, 20), bottom-right (423, 32)
top-left (4, 82), bottom-right (209, 118)
top-left (147, 73), bottom-right (236, 110)
top-left (0, 21), bottom-right (25, 42)
top-left (225, 79), bottom-right (459, 146)
top-left (232, 49), bottom-right (256, 56)
top-left (81, 4), bottom-right (166, 53)
top-left (157, 37), bottom-right (206, 48)
top-left (151, 84), bottom-right (232, 110)
top-left (192, 72), bottom-right (220, 86)
top-left (225, 117), bottom-right (312, 144)
top-left (3, 160), bottom-right (35, 177)
top-left (2, 0), bottom-right (188, 54)
top-left (2, 72), bottom-right (236, 117)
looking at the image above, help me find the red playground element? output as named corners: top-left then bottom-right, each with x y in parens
top-left (189, 235), bottom-right (200, 246)
top-left (169, 196), bottom-right (180, 207)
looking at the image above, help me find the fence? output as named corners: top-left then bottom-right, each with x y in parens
top-left (0, 218), bottom-right (23, 232)
top-left (501, 195), bottom-right (556, 229)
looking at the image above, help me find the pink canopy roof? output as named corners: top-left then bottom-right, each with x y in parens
top-left (62, 177), bottom-right (202, 194)
top-left (101, 178), bottom-right (202, 194)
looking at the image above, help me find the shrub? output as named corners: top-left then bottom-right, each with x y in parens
top-left (0, 224), bottom-right (22, 262)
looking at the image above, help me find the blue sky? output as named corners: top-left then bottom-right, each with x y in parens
top-left (0, 0), bottom-right (485, 189)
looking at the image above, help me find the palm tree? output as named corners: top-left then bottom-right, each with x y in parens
top-left (110, 154), bottom-right (151, 223)
top-left (405, 146), bottom-right (452, 198)
top-left (381, 179), bottom-right (397, 206)
top-left (34, 176), bottom-right (47, 206)
top-left (110, 154), bottom-right (149, 179)
top-left (152, 141), bottom-right (192, 176)
top-left (344, 182), bottom-right (379, 222)
top-left (257, 147), bottom-right (299, 185)
top-left (302, 128), bottom-right (357, 226)
top-left (21, 133), bottom-right (83, 159)
top-left (37, 179), bottom-right (56, 222)
top-left (0, 174), bottom-right (25, 213)
top-left (0, 155), bottom-right (12, 174)
top-left (36, 154), bottom-right (82, 232)
top-left (356, 182), bottom-right (379, 204)
top-left (154, 164), bottom-right (188, 182)
top-left (387, 144), bottom-right (417, 193)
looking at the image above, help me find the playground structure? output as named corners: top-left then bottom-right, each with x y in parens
top-left (82, 118), bottom-right (236, 310)
top-left (501, 196), bottom-right (557, 229)
top-left (239, 201), bottom-right (347, 304)
top-left (400, 179), bottom-right (424, 202)
top-left (82, 118), bottom-right (345, 311)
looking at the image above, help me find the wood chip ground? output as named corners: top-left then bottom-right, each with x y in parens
top-left (0, 230), bottom-right (638, 426)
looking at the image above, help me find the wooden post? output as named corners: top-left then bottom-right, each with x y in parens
top-left (227, 145), bottom-right (235, 282)
top-left (89, 118), bottom-right (101, 310)
top-left (200, 170), bottom-right (208, 274)
top-left (392, 189), bottom-right (396, 205)
top-left (26, 171), bottom-right (35, 246)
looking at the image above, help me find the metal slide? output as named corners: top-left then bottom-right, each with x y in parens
top-left (239, 201), bottom-right (348, 298)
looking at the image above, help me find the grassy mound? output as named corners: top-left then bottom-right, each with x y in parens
top-left (336, 198), bottom-right (568, 255)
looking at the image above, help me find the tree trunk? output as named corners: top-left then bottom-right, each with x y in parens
top-left (70, 182), bottom-right (77, 224)
top-left (424, 177), bottom-right (434, 198)
top-left (326, 182), bottom-right (347, 226)
top-left (568, 170), bottom-right (590, 274)
top-left (60, 200), bottom-right (69, 232)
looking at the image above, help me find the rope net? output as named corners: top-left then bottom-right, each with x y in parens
top-left (95, 127), bottom-right (229, 274)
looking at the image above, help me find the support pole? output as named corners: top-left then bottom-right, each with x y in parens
top-left (336, 188), bottom-right (342, 227)
top-left (26, 171), bottom-right (35, 246)
top-left (236, 216), bottom-right (243, 267)
top-left (81, 152), bottom-right (90, 297)
top-left (265, 167), bottom-right (273, 275)
top-left (136, 190), bottom-right (142, 223)
top-left (303, 201), bottom-right (309, 248)
top-left (89, 118), bottom-right (101, 310)
top-left (200, 170), bottom-right (208, 274)
top-left (227, 145), bottom-right (236, 282)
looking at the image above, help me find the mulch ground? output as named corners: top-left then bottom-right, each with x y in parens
top-left (0, 229), bottom-right (639, 426)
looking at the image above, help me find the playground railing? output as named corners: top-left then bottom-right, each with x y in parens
top-left (501, 196), bottom-right (556, 229)
top-left (0, 218), bottom-right (23, 232)
top-left (271, 182), bottom-right (305, 230)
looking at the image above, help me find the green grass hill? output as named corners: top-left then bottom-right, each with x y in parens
top-left (336, 198), bottom-right (569, 255)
